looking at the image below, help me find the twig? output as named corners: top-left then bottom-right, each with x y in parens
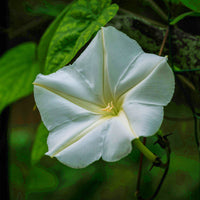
top-left (176, 75), bottom-right (196, 91)
top-left (158, 28), bottom-right (169, 56)
top-left (173, 68), bottom-right (199, 91)
top-left (119, 8), bottom-right (167, 28)
top-left (145, 0), bottom-right (168, 22)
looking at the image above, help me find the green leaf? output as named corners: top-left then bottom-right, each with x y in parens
top-left (169, 153), bottom-right (199, 181)
top-left (31, 122), bottom-right (49, 165)
top-left (10, 164), bottom-right (24, 188)
top-left (37, 3), bottom-right (73, 69)
top-left (44, 0), bottom-right (118, 74)
top-left (180, 0), bottom-right (200, 12)
top-left (0, 42), bottom-right (39, 113)
top-left (170, 11), bottom-right (200, 25)
top-left (26, 166), bottom-right (58, 193)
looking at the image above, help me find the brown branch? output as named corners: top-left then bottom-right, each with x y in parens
top-left (158, 27), bottom-right (169, 56)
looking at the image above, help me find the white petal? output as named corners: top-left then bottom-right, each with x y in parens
top-left (114, 53), bottom-right (165, 99)
top-left (73, 30), bottom-right (105, 104)
top-left (123, 102), bottom-right (163, 137)
top-left (123, 56), bottom-right (175, 106)
top-left (74, 26), bottom-right (143, 103)
top-left (34, 27), bottom-right (144, 107)
top-left (49, 118), bottom-right (109, 168)
top-left (102, 113), bottom-right (135, 162)
top-left (34, 64), bottom-right (104, 107)
top-left (46, 114), bottom-right (101, 155)
top-left (102, 26), bottom-right (143, 99)
top-left (34, 85), bottom-right (100, 130)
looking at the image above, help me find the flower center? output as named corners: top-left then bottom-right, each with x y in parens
top-left (101, 101), bottom-right (118, 115)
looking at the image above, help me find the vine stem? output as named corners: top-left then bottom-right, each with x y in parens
top-left (133, 139), bottom-right (157, 163)
top-left (135, 137), bottom-right (146, 196)
top-left (150, 140), bottom-right (171, 200)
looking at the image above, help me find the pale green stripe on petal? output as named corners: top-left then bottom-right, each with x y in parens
top-left (122, 56), bottom-right (175, 106)
top-left (46, 116), bottom-right (111, 157)
top-left (117, 110), bottom-right (139, 138)
top-left (33, 82), bottom-right (104, 114)
top-left (116, 55), bottom-right (168, 104)
top-left (101, 27), bottom-right (113, 103)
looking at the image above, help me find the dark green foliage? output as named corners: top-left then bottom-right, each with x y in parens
top-left (37, 3), bottom-right (73, 70)
top-left (31, 122), bottom-right (48, 165)
top-left (26, 166), bottom-right (58, 193)
top-left (170, 11), bottom-right (200, 25)
top-left (180, 0), bottom-right (200, 12)
top-left (0, 42), bottom-right (39, 113)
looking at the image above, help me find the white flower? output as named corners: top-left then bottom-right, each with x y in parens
top-left (33, 26), bottom-right (175, 168)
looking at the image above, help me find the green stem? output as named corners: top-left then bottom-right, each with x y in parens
top-left (133, 139), bottom-right (157, 163)
top-left (174, 68), bottom-right (200, 73)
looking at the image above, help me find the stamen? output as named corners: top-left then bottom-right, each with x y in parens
top-left (101, 101), bottom-right (114, 113)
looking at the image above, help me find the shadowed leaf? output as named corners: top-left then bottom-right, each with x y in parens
top-left (31, 122), bottom-right (49, 165)
top-left (180, 0), bottom-right (200, 12)
top-left (0, 42), bottom-right (39, 113)
top-left (26, 166), bottom-right (58, 193)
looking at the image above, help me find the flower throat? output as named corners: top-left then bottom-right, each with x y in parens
top-left (101, 101), bottom-right (119, 116)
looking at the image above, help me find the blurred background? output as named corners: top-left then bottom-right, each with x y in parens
top-left (0, 0), bottom-right (200, 199)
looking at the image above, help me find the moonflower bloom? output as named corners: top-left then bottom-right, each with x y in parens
top-left (33, 26), bottom-right (174, 168)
